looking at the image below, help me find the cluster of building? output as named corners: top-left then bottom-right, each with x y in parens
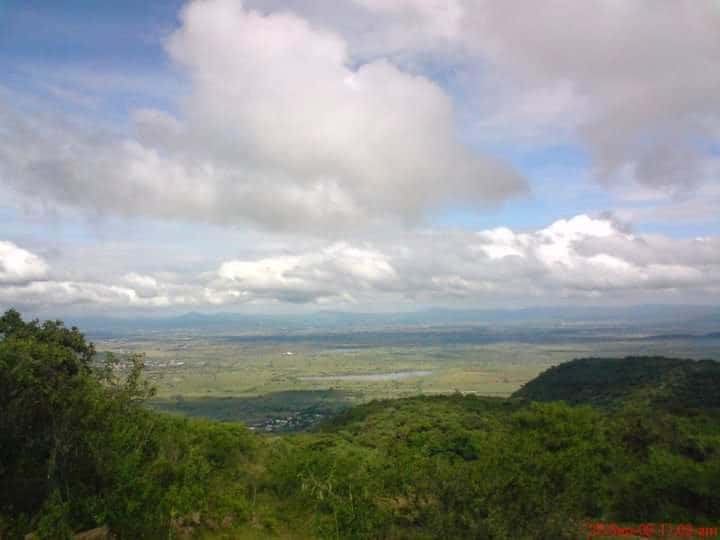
top-left (249, 411), bottom-right (325, 433)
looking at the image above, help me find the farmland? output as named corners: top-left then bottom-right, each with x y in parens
top-left (92, 322), bottom-right (720, 430)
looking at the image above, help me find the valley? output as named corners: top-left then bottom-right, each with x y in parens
top-left (90, 317), bottom-right (720, 431)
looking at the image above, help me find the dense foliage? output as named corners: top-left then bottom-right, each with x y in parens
top-left (269, 393), bottom-right (720, 538)
top-left (0, 310), bottom-right (256, 539)
top-left (1, 311), bottom-right (719, 539)
top-left (513, 355), bottom-right (720, 410)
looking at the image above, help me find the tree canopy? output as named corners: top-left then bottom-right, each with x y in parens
top-left (1, 310), bottom-right (719, 539)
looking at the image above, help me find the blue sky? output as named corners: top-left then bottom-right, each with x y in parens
top-left (0, 0), bottom-right (718, 315)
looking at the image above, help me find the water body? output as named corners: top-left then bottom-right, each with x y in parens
top-left (301, 370), bottom-right (433, 382)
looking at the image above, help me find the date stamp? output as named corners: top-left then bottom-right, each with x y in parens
top-left (586, 522), bottom-right (719, 538)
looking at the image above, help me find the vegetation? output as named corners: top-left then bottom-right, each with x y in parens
top-left (0, 310), bottom-right (256, 538)
top-left (99, 325), bottom-right (720, 426)
top-left (513, 355), bottom-right (720, 411)
top-left (1, 310), bottom-right (719, 538)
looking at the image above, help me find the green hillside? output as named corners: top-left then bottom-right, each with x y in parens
top-left (512, 356), bottom-right (720, 411)
top-left (2, 311), bottom-right (719, 539)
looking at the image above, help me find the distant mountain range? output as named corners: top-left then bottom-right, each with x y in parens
top-left (65, 304), bottom-right (720, 337)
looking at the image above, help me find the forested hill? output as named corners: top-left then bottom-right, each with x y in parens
top-left (3, 309), bottom-right (720, 539)
top-left (512, 355), bottom-right (720, 410)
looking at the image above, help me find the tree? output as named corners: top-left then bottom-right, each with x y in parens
top-left (0, 309), bottom-right (153, 537)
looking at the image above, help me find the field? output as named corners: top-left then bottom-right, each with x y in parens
top-left (93, 323), bottom-right (720, 430)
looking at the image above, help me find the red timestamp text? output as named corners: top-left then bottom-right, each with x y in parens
top-left (586, 521), bottom-right (719, 538)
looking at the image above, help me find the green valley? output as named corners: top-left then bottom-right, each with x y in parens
top-left (2, 310), bottom-right (720, 539)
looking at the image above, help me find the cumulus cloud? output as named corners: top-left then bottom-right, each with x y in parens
top-left (0, 241), bottom-right (49, 285)
top-left (4, 215), bottom-right (717, 312)
top-left (339, 0), bottom-right (720, 192)
top-left (0, 281), bottom-right (171, 309)
top-left (0, 0), bottom-right (525, 232)
top-left (0, 242), bottom-right (194, 310)
top-left (215, 242), bottom-right (397, 303)
top-left (1, 0), bottom-right (718, 313)
top-left (122, 273), bottom-right (161, 298)
top-left (454, 215), bottom-right (715, 294)
top-left (3, 0), bottom-right (716, 233)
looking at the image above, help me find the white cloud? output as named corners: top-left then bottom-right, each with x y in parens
top-left (534, 215), bottom-right (616, 267)
top-left (455, 215), bottom-right (713, 294)
top-left (123, 273), bottom-right (159, 289)
top-left (219, 256), bottom-right (307, 290)
top-left (161, 0), bottom-right (526, 220)
top-left (0, 0), bottom-right (526, 232)
top-left (1, 0), bottom-right (719, 314)
top-left (337, 0), bottom-right (720, 192)
top-left (0, 281), bottom-right (167, 309)
top-left (122, 273), bottom-right (161, 298)
top-left (216, 242), bottom-right (397, 303)
top-left (1, 214), bottom-right (718, 312)
top-left (0, 241), bottom-right (49, 285)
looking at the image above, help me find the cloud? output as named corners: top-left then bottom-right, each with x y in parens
top-left (611, 175), bottom-right (720, 227)
top-left (160, 0), bottom-right (526, 221)
top-left (0, 281), bottom-right (171, 309)
top-left (122, 273), bottom-right (161, 298)
top-left (215, 242), bottom-right (397, 304)
top-left (341, 0), bottom-right (720, 192)
top-left (3, 214), bottom-right (717, 312)
top-left (0, 241), bottom-right (49, 285)
top-left (0, 0), bottom-right (526, 232)
top-left (1, 1), bottom-right (719, 314)
top-left (454, 215), bottom-right (713, 294)
top-left (2, 0), bottom-right (717, 235)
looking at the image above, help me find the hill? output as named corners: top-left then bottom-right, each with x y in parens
top-left (512, 355), bottom-right (720, 411)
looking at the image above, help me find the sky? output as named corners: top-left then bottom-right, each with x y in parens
top-left (0, 0), bottom-right (719, 316)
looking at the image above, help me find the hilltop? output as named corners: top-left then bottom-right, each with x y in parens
top-left (513, 355), bottom-right (720, 411)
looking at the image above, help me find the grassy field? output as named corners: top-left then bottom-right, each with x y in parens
top-left (94, 326), bottom-right (720, 429)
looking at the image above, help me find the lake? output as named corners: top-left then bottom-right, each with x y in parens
top-left (300, 370), bottom-right (433, 382)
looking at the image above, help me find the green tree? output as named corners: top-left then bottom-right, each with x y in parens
top-left (0, 309), bottom-right (153, 537)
